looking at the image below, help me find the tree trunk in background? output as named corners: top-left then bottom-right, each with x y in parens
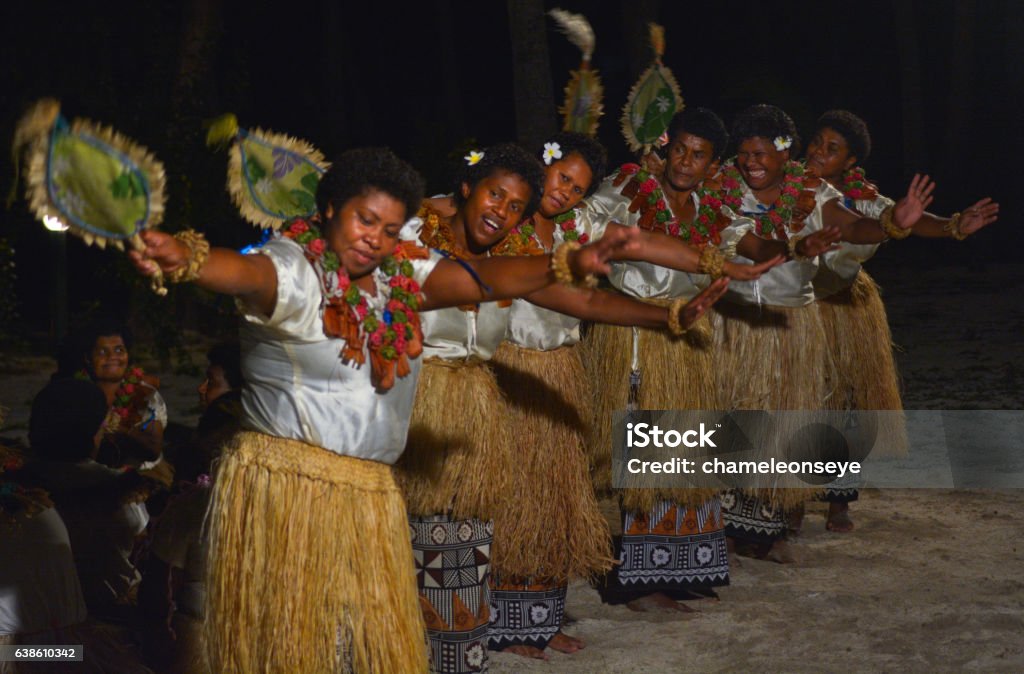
top-left (892, 0), bottom-right (927, 172)
top-left (507, 0), bottom-right (556, 149)
top-left (621, 0), bottom-right (662, 83)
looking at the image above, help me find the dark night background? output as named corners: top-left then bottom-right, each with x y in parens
top-left (1, 0), bottom-right (1021, 355)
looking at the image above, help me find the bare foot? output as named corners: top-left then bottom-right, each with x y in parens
top-left (501, 644), bottom-right (549, 661)
top-left (764, 539), bottom-right (797, 564)
top-left (826, 502), bottom-right (855, 533)
top-left (626, 592), bottom-right (700, 614)
top-left (548, 631), bottom-right (584, 654)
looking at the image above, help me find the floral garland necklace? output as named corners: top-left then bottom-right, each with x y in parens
top-left (552, 210), bottom-right (590, 245)
top-left (282, 216), bottom-right (426, 393)
top-left (612, 163), bottom-right (729, 248)
top-left (839, 166), bottom-right (879, 204)
top-left (76, 366), bottom-right (152, 431)
top-left (719, 160), bottom-right (811, 241)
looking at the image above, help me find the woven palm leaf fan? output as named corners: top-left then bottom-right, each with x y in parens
top-left (205, 114), bottom-right (329, 230)
top-left (12, 98), bottom-right (168, 294)
top-left (620, 23), bottom-right (684, 153)
top-left (550, 8), bottom-right (604, 137)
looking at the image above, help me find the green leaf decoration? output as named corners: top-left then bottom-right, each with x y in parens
top-left (246, 156), bottom-right (267, 182)
top-left (289, 189), bottom-right (316, 214)
top-left (300, 171), bottom-right (321, 196)
top-left (620, 63), bottom-right (683, 153)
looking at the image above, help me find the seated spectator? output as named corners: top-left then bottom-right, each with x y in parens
top-left (56, 320), bottom-right (171, 484)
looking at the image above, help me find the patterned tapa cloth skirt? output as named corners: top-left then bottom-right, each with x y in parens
top-left (486, 577), bottom-right (567, 651)
top-left (612, 498), bottom-right (729, 595)
top-left (204, 431), bottom-right (427, 674)
top-left (411, 515), bottom-right (493, 674)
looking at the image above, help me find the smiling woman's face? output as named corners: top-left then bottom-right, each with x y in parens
top-left (89, 335), bottom-right (128, 383)
top-left (459, 170), bottom-right (532, 252)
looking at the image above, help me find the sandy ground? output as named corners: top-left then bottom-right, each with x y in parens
top-left (2, 262), bottom-right (1022, 672)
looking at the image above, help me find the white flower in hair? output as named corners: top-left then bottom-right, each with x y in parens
top-left (773, 136), bottom-right (793, 151)
top-left (464, 150), bottom-right (485, 166)
top-left (542, 142), bottom-right (563, 165)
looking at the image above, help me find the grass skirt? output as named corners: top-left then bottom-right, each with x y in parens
top-left (205, 431), bottom-right (427, 674)
top-left (581, 317), bottom-right (718, 511)
top-left (396, 358), bottom-right (513, 524)
top-left (818, 270), bottom-right (907, 458)
top-left (489, 342), bottom-right (614, 580)
top-left (711, 302), bottom-right (836, 509)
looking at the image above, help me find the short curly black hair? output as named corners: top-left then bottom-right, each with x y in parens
top-left (731, 104), bottom-right (801, 156)
top-left (666, 107), bottom-right (730, 160)
top-left (814, 110), bottom-right (872, 164)
top-left (453, 142), bottom-right (545, 218)
top-left (315, 147), bottom-right (425, 223)
top-left (538, 132), bottom-right (607, 196)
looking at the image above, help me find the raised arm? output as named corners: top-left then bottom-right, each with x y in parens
top-left (129, 230), bottom-right (278, 315)
top-left (823, 173), bottom-right (936, 243)
top-left (910, 197), bottom-right (999, 238)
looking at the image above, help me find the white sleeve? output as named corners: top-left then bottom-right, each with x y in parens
top-left (236, 238), bottom-right (320, 334)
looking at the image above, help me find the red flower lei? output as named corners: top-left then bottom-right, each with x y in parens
top-left (840, 167), bottom-right (879, 201)
top-left (76, 366), bottom-right (156, 431)
top-left (282, 216), bottom-right (426, 393)
top-left (612, 164), bottom-right (728, 248)
top-left (719, 160), bottom-right (812, 241)
top-left (553, 210), bottom-right (590, 244)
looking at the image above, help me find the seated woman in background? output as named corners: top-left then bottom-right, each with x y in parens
top-left (55, 320), bottom-right (169, 483)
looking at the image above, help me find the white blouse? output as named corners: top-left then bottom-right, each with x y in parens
top-left (725, 179), bottom-right (843, 308)
top-left (814, 193), bottom-right (893, 298)
top-left (504, 223), bottom-right (581, 351)
top-left (238, 237), bottom-right (440, 464)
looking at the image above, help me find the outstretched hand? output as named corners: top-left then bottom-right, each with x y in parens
top-left (893, 173), bottom-right (936, 230)
top-left (798, 226), bottom-right (842, 257)
top-left (572, 226), bottom-right (642, 278)
top-left (959, 197), bottom-right (999, 235)
top-left (680, 277), bottom-right (729, 329)
top-left (723, 254), bottom-right (785, 281)
top-left (127, 230), bottom-right (190, 278)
